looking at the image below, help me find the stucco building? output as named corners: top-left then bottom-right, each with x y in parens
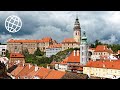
top-left (46, 44), bottom-right (62, 57)
top-left (7, 37), bottom-right (56, 54)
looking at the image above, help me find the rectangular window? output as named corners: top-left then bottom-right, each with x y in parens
top-left (82, 52), bottom-right (83, 56)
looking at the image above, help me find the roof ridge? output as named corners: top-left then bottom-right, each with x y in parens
top-left (44, 69), bottom-right (53, 79)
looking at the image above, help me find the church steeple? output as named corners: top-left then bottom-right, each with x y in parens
top-left (73, 16), bottom-right (81, 43)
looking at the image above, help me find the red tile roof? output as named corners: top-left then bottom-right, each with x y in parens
top-left (95, 45), bottom-right (113, 53)
top-left (47, 44), bottom-right (62, 49)
top-left (85, 60), bottom-right (120, 69)
top-left (62, 38), bottom-right (77, 43)
top-left (67, 50), bottom-right (80, 63)
top-left (10, 53), bottom-right (25, 58)
top-left (60, 57), bottom-right (68, 65)
top-left (15, 64), bottom-right (33, 78)
top-left (11, 65), bottom-right (24, 76)
top-left (45, 70), bottom-right (66, 79)
top-left (35, 68), bottom-right (52, 79)
top-left (27, 68), bottom-right (41, 79)
top-left (7, 37), bottom-right (52, 43)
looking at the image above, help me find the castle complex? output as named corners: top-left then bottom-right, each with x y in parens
top-left (7, 17), bottom-right (81, 54)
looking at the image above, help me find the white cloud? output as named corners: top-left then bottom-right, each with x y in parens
top-left (0, 11), bottom-right (120, 44)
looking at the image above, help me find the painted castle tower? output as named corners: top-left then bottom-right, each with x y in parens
top-left (73, 16), bottom-right (81, 43)
top-left (80, 31), bottom-right (89, 65)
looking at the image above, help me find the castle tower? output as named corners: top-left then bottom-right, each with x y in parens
top-left (73, 16), bottom-right (81, 43)
top-left (80, 31), bottom-right (89, 65)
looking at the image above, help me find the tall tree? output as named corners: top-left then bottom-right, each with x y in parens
top-left (34, 47), bottom-right (44, 56)
top-left (94, 40), bottom-right (102, 47)
top-left (5, 50), bottom-right (10, 58)
top-left (22, 48), bottom-right (29, 57)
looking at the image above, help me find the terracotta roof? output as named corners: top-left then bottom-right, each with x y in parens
top-left (62, 38), bottom-right (77, 43)
top-left (8, 39), bottom-right (37, 43)
top-left (7, 37), bottom-right (52, 43)
top-left (35, 68), bottom-right (52, 79)
top-left (94, 45), bottom-right (113, 53)
top-left (11, 65), bottom-right (24, 76)
top-left (10, 53), bottom-right (24, 58)
top-left (27, 68), bottom-right (41, 79)
top-left (15, 64), bottom-right (33, 78)
top-left (47, 44), bottom-right (62, 49)
top-left (60, 57), bottom-right (68, 65)
top-left (85, 60), bottom-right (120, 69)
top-left (45, 70), bottom-right (66, 79)
top-left (67, 50), bottom-right (80, 63)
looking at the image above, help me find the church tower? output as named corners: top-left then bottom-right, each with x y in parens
top-left (73, 16), bottom-right (81, 43)
top-left (80, 31), bottom-right (89, 66)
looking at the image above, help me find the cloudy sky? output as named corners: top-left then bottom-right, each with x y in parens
top-left (0, 11), bottom-right (120, 44)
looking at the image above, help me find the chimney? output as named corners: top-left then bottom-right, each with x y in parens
top-left (35, 64), bottom-right (39, 71)
top-left (73, 50), bottom-right (76, 56)
top-left (103, 64), bottom-right (105, 68)
top-left (29, 64), bottom-right (32, 69)
top-left (22, 63), bottom-right (24, 67)
top-left (104, 46), bottom-right (105, 50)
top-left (77, 50), bottom-right (79, 56)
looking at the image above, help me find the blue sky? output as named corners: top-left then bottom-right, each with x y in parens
top-left (0, 11), bottom-right (120, 44)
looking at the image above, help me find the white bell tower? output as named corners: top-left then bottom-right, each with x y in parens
top-left (80, 31), bottom-right (89, 65)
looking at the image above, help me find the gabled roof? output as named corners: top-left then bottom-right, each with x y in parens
top-left (94, 45), bottom-right (113, 53)
top-left (60, 57), bottom-right (68, 65)
top-left (45, 70), bottom-right (66, 79)
top-left (85, 60), bottom-right (120, 69)
top-left (11, 65), bottom-right (24, 76)
top-left (62, 38), bottom-right (77, 43)
top-left (7, 37), bottom-right (53, 43)
top-left (67, 50), bottom-right (80, 63)
top-left (10, 53), bottom-right (24, 58)
top-left (15, 64), bottom-right (33, 78)
top-left (35, 68), bottom-right (52, 79)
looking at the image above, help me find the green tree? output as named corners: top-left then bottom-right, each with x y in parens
top-left (94, 40), bottom-right (102, 47)
top-left (34, 47), bottom-right (44, 56)
top-left (22, 48), bottom-right (29, 57)
top-left (5, 50), bottom-right (10, 58)
top-left (90, 43), bottom-right (95, 48)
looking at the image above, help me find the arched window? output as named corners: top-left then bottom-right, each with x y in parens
top-left (76, 32), bottom-right (77, 35)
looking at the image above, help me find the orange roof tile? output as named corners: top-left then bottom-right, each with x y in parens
top-left (7, 37), bottom-right (53, 43)
top-left (62, 38), bottom-right (77, 43)
top-left (60, 57), bottom-right (68, 65)
top-left (35, 68), bottom-right (52, 79)
top-left (47, 44), bottom-right (62, 49)
top-left (10, 53), bottom-right (24, 58)
top-left (27, 68), bottom-right (41, 79)
top-left (95, 45), bottom-right (113, 53)
top-left (86, 60), bottom-right (120, 69)
top-left (11, 65), bottom-right (24, 76)
top-left (45, 70), bottom-right (66, 79)
top-left (15, 64), bottom-right (34, 78)
top-left (67, 51), bottom-right (80, 63)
